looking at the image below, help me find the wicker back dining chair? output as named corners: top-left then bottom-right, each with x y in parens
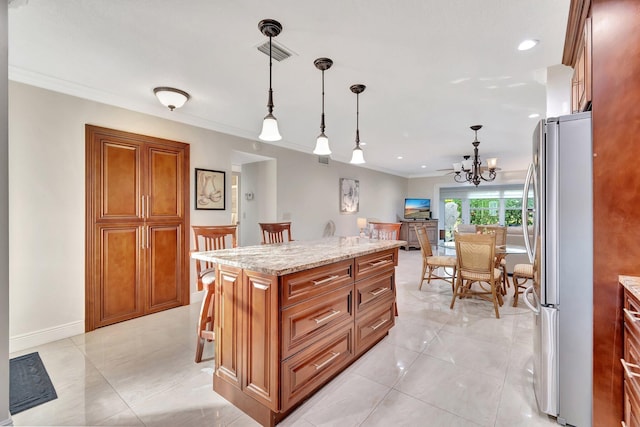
top-left (191, 224), bottom-right (238, 362)
top-left (450, 231), bottom-right (504, 318)
top-left (369, 222), bottom-right (401, 240)
top-left (415, 225), bottom-right (457, 291)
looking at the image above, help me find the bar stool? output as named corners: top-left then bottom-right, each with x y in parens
top-left (259, 222), bottom-right (293, 244)
top-left (369, 222), bottom-right (401, 240)
top-left (192, 225), bottom-right (237, 363)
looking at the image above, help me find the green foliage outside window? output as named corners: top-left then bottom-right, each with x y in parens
top-left (469, 199), bottom-right (499, 225)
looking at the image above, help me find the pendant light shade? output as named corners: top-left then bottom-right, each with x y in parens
top-left (258, 19), bottom-right (283, 142)
top-left (349, 84), bottom-right (366, 165)
top-left (313, 57), bottom-right (333, 155)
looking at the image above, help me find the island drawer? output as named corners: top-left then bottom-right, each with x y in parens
top-left (625, 312), bottom-right (640, 364)
top-left (281, 259), bottom-right (354, 307)
top-left (281, 323), bottom-right (354, 411)
top-left (355, 270), bottom-right (395, 314)
top-left (281, 284), bottom-right (353, 359)
top-left (355, 301), bottom-right (395, 355)
top-left (354, 248), bottom-right (397, 281)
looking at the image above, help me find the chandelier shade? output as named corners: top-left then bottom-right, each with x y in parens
top-left (258, 19), bottom-right (283, 142)
top-left (453, 125), bottom-right (498, 186)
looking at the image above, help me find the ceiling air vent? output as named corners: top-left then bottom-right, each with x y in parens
top-left (318, 155), bottom-right (330, 165)
top-left (257, 40), bottom-right (292, 62)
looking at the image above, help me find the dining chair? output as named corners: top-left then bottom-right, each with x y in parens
top-left (512, 263), bottom-right (534, 307)
top-left (415, 225), bottom-right (457, 291)
top-left (369, 222), bottom-right (401, 240)
top-left (192, 224), bottom-right (238, 363)
top-left (450, 231), bottom-right (504, 318)
top-left (478, 225), bottom-right (509, 295)
top-left (259, 222), bottom-right (294, 244)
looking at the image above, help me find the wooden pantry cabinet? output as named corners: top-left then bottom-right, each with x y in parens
top-left (85, 125), bottom-right (190, 331)
top-left (213, 247), bottom-right (397, 426)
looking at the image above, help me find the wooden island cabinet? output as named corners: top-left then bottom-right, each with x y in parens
top-left (192, 237), bottom-right (403, 426)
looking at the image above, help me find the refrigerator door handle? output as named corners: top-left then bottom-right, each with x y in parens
top-left (523, 285), bottom-right (539, 314)
top-left (522, 163), bottom-right (535, 263)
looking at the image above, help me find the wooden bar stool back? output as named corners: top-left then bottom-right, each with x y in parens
top-left (259, 222), bottom-right (293, 244)
top-left (369, 222), bottom-right (402, 240)
top-left (192, 225), bottom-right (237, 363)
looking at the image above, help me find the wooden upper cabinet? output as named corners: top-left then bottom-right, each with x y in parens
top-left (97, 139), bottom-right (144, 221)
top-left (147, 146), bottom-right (185, 220)
top-left (564, 1), bottom-right (592, 114)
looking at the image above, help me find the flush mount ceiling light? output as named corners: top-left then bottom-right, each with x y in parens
top-left (313, 57), bottom-right (333, 156)
top-left (258, 19), bottom-right (283, 142)
top-left (518, 39), bottom-right (539, 51)
top-left (349, 84), bottom-right (366, 165)
top-left (452, 125), bottom-right (498, 186)
top-left (153, 87), bottom-right (190, 111)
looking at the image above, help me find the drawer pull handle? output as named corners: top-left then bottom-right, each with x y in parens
top-left (313, 351), bottom-right (340, 370)
top-left (621, 358), bottom-right (640, 378)
top-left (369, 260), bottom-right (391, 267)
top-left (311, 275), bottom-right (339, 286)
top-left (624, 308), bottom-right (640, 323)
top-left (369, 287), bottom-right (389, 297)
top-left (313, 309), bottom-right (341, 324)
top-left (370, 318), bottom-right (389, 331)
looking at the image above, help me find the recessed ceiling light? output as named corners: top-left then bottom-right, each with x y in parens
top-left (518, 39), bottom-right (539, 51)
top-left (529, 113), bottom-right (540, 118)
top-left (421, 165), bottom-right (426, 169)
top-left (397, 156), bottom-right (403, 160)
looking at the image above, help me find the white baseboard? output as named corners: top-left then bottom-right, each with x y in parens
top-left (0, 415), bottom-right (13, 425)
top-left (191, 290), bottom-right (204, 305)
top-left (9, 320), bottom-right (84, 353)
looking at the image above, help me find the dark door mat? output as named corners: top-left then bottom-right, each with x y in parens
top-left (9, 352), bottom-right (58, 415)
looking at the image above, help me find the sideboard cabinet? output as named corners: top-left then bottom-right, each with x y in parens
top-left (399, 219), bottom-right (438, 250)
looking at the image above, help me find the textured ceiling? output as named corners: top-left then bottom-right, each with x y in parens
top-left (8, 0), bottom-right (571, 178)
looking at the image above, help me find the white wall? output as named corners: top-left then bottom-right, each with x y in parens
top-left (8, 81), bottom-right (408, 351)
top-left (0, 1), bottom-right (10, 424)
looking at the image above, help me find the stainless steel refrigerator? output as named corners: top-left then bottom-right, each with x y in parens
top-left (521, 111), bottom-right (593, 426)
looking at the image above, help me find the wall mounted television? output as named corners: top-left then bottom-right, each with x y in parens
top-left (404, 198), bottom-right (431, 220)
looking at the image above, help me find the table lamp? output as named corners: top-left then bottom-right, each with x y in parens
top-left (357, 217), bottom-right (367, 237)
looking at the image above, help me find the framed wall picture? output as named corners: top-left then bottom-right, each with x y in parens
top-left (339, 178), bottom-right (359, 214)
top-left (195, 168), bottom-right (225, 210)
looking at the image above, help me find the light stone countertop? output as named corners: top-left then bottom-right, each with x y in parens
top-left (620, 275), bottom-right (640, 300)
top-left (191, 236), bottom-right (407, 276)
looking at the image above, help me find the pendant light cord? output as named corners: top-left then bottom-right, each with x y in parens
top-left (320, 69), bottom-right (326, 133)
top-left (355, 93), bottom-right (360, 146)
top-left (267, 36), bottom-right (274, 114)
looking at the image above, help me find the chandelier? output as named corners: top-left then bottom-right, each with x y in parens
top-left (452, 125), bottom-right (497, 186)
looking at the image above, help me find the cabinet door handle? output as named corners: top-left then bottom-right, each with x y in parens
top-left (311, 275), bottom-right (339, 286)
top-left (370, 318), bottom-right (389, 331)
top-left (621, 358), bottom-right (640, 378)
top-left (313, 309), bottom-right (340, 324)
top-left (624, 308), bottom-right (640, 323)
top-left (369, 260), bottom-right (390, 267)
top-left (369, 287), bottom-right (388, 297)
top-left (313, 351), bottom-right (340, 370)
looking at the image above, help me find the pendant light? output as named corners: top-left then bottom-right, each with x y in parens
top-left (313, 58), bottom-right (333, 155)
top-left (258, 19), bottom-right (283, 142)
top-left (349, 84), bottom-right (366, 164)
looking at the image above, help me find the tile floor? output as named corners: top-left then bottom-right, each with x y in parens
top-left (10, 250), bottom-right (558, 426)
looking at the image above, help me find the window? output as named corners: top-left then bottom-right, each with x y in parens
top-left (440, 184), bottom-right (533, 229)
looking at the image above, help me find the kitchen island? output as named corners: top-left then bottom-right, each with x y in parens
top-left (191, 236), bottom-right (404, 426)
